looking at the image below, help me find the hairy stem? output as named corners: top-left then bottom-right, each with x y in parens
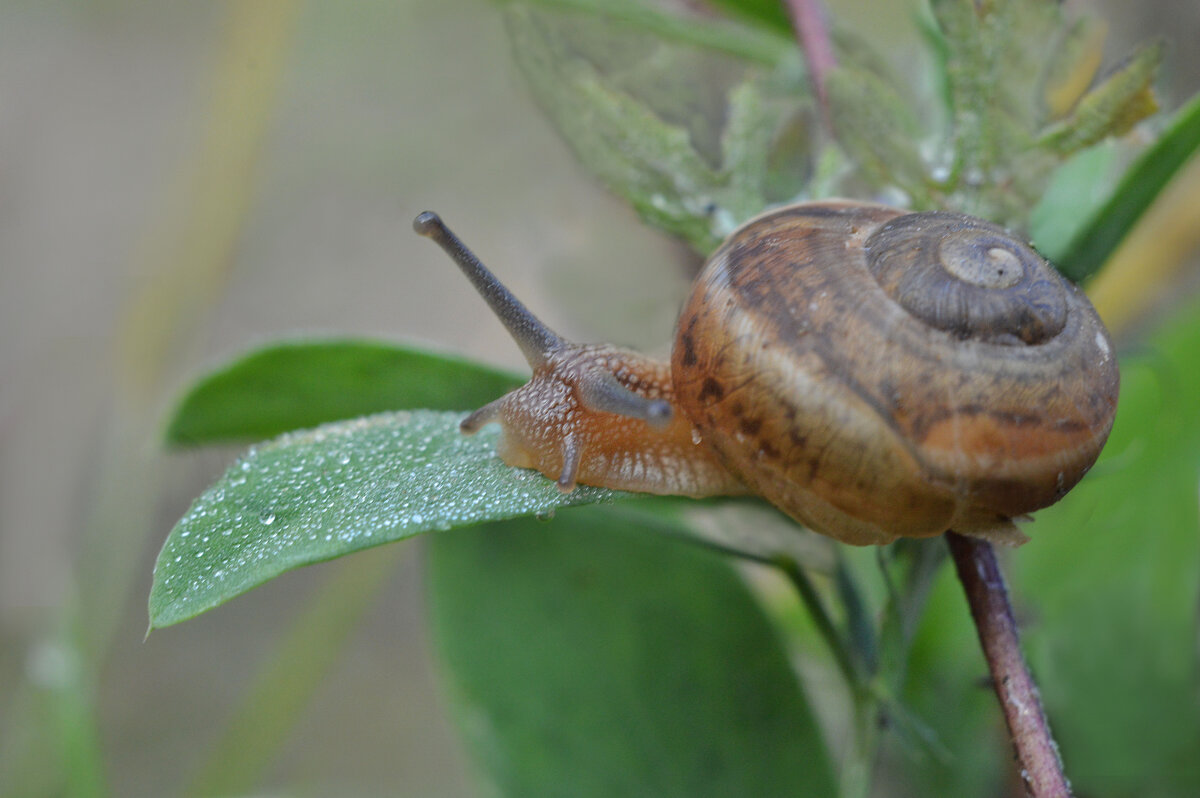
top-left (946, 532), bottom-right (1072, 798)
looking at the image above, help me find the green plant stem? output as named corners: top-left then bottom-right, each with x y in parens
top-left (946, 532), bottom-right (1073, 798)
top-left (840, 694), bottom-right (881, 798)
top-left (774, 557), bottom-right (860, 691)
top-left (775, 556), bottom-right (880, 798)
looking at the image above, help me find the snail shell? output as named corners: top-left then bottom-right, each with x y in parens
top-left (672, 201), bottom-right (1118, 545)
top-left (416, 201), bottom-right (1119, 547)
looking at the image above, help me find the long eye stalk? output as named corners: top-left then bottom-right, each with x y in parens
top-left (414, 210), bottom-right (673, 430)
top-left (413, 211), bottom-right (561, 367)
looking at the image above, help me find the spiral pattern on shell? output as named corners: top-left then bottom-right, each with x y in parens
top-left (671, 201), bottom-right (1119, 545)
top-left (865, 212), bottom-right (1068, 346)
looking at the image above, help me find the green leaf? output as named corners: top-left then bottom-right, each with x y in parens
top-left (1055, 91), bottom-right (1200, 281)
top-left (1028, 142), bottom-right (1118, 263)
top-left (893, 302), bottom-right (1200, 797)
top-left (1036, 42), bottom-right (1163, 158)
top-left (496, 0), bottom-right (794, 66)
top-left (825, 65), bottom-right (930, 205)
top-left (721, 79), bottom-right (810, 211)
top-left (703, 0), bottom-right (792, 36)
top-left (1013, 296), bottom-right (1200, 796)
top-left (149, 410), bottom-right (622, 628)
top-left (929, 0), bottom-right (1014, 183)
top-left (506, 5), bottom-right (722, 252)
top-left (426, 511), bottom-right (836, 797)
top-left (155, 341), bottom-right (823, 629)
top-left (925, 0), bottom-right (1097, 225)
top-left (1038, 15), bottom-right (1107, 119)
top-left (166, 339), bottom-right (522, 445)
top-left (503, 4), bottom-right (805, 252)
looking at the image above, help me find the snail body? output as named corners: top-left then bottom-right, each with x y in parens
top-left (414, 201), bottom-right (1118, 546)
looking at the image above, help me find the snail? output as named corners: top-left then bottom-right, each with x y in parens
top-left (413, 201), bottom-right (1119, 546)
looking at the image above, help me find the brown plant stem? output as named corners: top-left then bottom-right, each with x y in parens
top-left (783, 0), bottom-right (836, 132)
top-left (946, 532), bottom-right (1072, 798)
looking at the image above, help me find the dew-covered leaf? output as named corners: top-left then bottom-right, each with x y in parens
top-left (166, 339), bottom-right (521, 445)
top-left (427, 511), bottom-right (836, 797)
top-left (149, 410), bottom-right (622, 628)
top-left (922, 0), bottom-right (1131, 227)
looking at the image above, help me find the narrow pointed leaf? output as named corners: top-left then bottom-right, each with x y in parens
top-left (166, 339), bottom-right (522, 445)
top-left (1029, 142), bottom-right (1118, 263)
top-left (1039, 16), bottom-right (1106, 119)
top-left (929, 0), bottom-right (996, 177)
top-left (702, 0), bottom-right (791, 36)
top-left (427, 512), bottom-right (836, 797)
top-left (1055, 91), bottom-right (1200, 281)
top-left (1037, 42), bottom-right (1163, 157)
top-left (496, 0), bottom-right (793, 66)
top-left (149, 410), bottom-right (622, 628)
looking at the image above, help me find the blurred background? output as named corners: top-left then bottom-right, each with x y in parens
top-left (1, 1), bottom-right (1197, 795)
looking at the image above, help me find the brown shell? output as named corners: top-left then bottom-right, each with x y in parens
top-left (671, 201), bottom-right (1119, 545)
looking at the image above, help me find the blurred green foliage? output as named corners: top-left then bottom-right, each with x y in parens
top-left (429, 512), bottom-right (835, 797)
top-left (165, 340), bottom-right (523, 445)
top-left (142, 1), bottom-right (1200, 796)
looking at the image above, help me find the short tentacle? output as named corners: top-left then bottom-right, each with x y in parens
top-left (576, 368), bottom-right (672, 428)
top-left (557, 435), bottom-right (582, 492)
top-left (460, 396), bottom-right (506, 435)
